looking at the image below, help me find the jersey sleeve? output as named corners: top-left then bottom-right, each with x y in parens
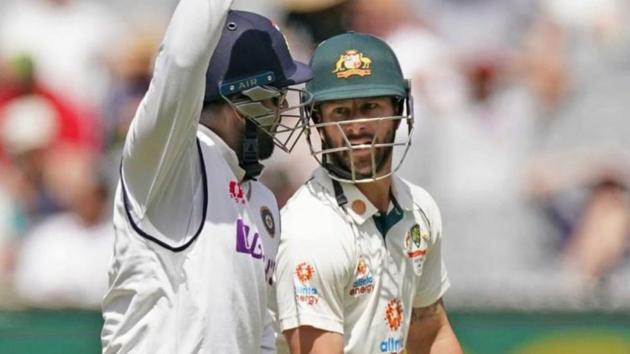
top-left (412, 231), bottom-right (450, 307)
top-left (121, 0), bottom-right (233, 243)
top-left (274, 210), bottom-right (354, 335)
top-left (412, 197), bottom-right (450, 308)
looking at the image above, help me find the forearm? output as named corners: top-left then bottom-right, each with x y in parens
top-left (424, 322), bottom-right (462, 354)
top-left (284, 326), bottom-right (344, 354)
top-left (406, 300), bottom-right (462, 354)
top-left (123, 0), bottom-right (232, 206)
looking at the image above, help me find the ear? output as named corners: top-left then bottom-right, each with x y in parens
top-left (225, 103), bottom-right (246, 125)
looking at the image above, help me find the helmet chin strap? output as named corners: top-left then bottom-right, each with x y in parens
top-left (240, 118), bottom-right (264, 180)
top-left (323, 159), bottom-right (354, 181)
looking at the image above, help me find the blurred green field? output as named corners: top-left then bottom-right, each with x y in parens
top-left (0, 310), bottom-right (629, 353)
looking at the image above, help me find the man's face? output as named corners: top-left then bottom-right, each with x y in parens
top-left (256, 125), bottom-right (275, 160)
top-left (317, 96), bottom-right (397, 179)
top-left (238, 93), bottom-right (287, 161)
top-left (257, 93), bottom-right (289, 160)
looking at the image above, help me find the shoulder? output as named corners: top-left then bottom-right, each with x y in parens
top-left (276, 182), bottom-right (356, 277)
top-left (251, 180), bottom-right (277, 205)
top-left (396, 175), bottom-right (443, 239)
top-left (282, 178), bottom-right (341, 221)
top-left (196, 130), bottom-right (221, 156)
top-left (281, 179), bottom-right (352, 242)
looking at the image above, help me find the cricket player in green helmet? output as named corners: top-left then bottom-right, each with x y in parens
top-left (274, 32), bottom-right (463, 354)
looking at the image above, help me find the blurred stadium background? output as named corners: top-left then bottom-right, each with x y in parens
top-left (0, 0), bottom-right (629, 353)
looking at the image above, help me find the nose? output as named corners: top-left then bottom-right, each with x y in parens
top-left (344, 120), bottom-right (367, 138)
top-left (343, 111), bottom-right (370, 139)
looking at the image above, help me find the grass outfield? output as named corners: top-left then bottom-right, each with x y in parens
top-left (0, 310), bottom-right (629, 353)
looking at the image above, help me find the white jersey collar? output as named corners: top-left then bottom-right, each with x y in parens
top-left (312, 168), bottom-right (414, 225)
top-left (391, 175), bottom-right (414, 212)
top-left (198, 124), bottom-right (246, 181)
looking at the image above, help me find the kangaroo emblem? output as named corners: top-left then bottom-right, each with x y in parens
top-left (332, 49), bottom-right (373, 78)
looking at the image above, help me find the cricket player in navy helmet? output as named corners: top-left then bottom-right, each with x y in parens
top-left (101, 0), bottom-right (312, 352)
top-left (274, 32), bottom-right (462, 353)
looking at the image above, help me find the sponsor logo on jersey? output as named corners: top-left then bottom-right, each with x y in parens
top-left (294, 262), bottom-right (319, 305)
top-left (405, 224), bottom-right (429, 274)
top-left (260, 206), bottom-right (275, 237)
top-left (229, 180), bottom-right (245, 204)
top-left (235, 219), bottom-right (263, 259)
top-left (349, 256), bottom-right (374, 296)
top-left (380, 336), bottom-right (404, 353)
top-left (332, 50), bottom-right (372, 79)
top-left (384, 298), bottom-right (403, 331)
top-left (380, 298), bottom-right (405, 353)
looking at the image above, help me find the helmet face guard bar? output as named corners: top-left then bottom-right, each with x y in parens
top-left (305, 95), bottom-right (414, 183)
top-left (221, 84), bottom-right (314, 153)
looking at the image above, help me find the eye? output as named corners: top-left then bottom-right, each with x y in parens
top-left (359, 102), bottom-right (382, 117)
top-left (363, 102), bottom-right (379, 111)
top-left (332, 107), bottom-right (350, 117)
top-left (333, 107), bottom-right (344, 114)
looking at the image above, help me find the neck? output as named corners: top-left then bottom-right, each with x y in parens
top-left (356, 176), bottom-right (392, 213)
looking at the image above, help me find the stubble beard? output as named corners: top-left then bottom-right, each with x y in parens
top-left (323, 130), bottom-right (395, 179)
top-left (237, 121), bottom-right (276, 163)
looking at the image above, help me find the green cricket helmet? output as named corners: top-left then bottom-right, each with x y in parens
top-left (303, 32), bottom-right (414, 183)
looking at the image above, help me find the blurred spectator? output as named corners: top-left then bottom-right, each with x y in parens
top-left (526, 147), bottom-right (630, 303)
top-left (0, 94), bottom-right (63, 223)
top-left (280, 0), bottom-right (351, 50)
top-left (12, 149), bottom-right (112, 309)
top-left (0, 55), bottom-right (100, 163)
top-left (522, 0), bottom-right (630, 305)
top-left (0, 0), bottom-right (125, 107)
top-left (514, 15), bottom-right (568, 112)
top-left (419, 0), bottom-right (537, 56)
top-left (0, 185), bottom-right (20, 301)
top-left (102, 33), bottom-right (159, 149)
top-left (534, 0), bottom-right (630, 151)
top-left (0, 56), bottom-right (101, 230)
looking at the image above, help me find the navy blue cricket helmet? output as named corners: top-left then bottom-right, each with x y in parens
top-left (204, 10), bottom-right (312, 103)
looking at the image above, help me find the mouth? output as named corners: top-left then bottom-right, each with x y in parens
top-left (348, 138), bottom-right (374, 147)
top-left (348, 146), bottom-right (373, 161)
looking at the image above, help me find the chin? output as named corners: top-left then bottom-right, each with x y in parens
top-left (258, 138), bottom-right (275, 160)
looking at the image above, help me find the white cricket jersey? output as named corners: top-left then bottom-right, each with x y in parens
top-left (275, 168), bottom-right (450, 354)
top-left (101, 0), bottom-right (279, 353)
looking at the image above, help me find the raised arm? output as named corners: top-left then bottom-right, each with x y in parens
top-left (120, 0), bottom-right (233, 240)
top-left (122, 0), bottom-right (232, 219)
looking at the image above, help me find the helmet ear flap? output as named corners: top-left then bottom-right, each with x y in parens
top-left (310, 105), bottom-right (321, 124)
top-left (395, 97), bottom-right (405, 116)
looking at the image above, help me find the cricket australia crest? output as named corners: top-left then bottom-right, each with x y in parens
top-left (332, 50), bottom-right (372, 78)
top-left (404, 224), bottom-right (430, 275)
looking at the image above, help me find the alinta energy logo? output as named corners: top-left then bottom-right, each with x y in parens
top-left (349, 256), bottom-right (374, 297)
top-left (294, 262), bottom-right (319, 305)
top-left (380, 298), bottom-right (404, 353)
